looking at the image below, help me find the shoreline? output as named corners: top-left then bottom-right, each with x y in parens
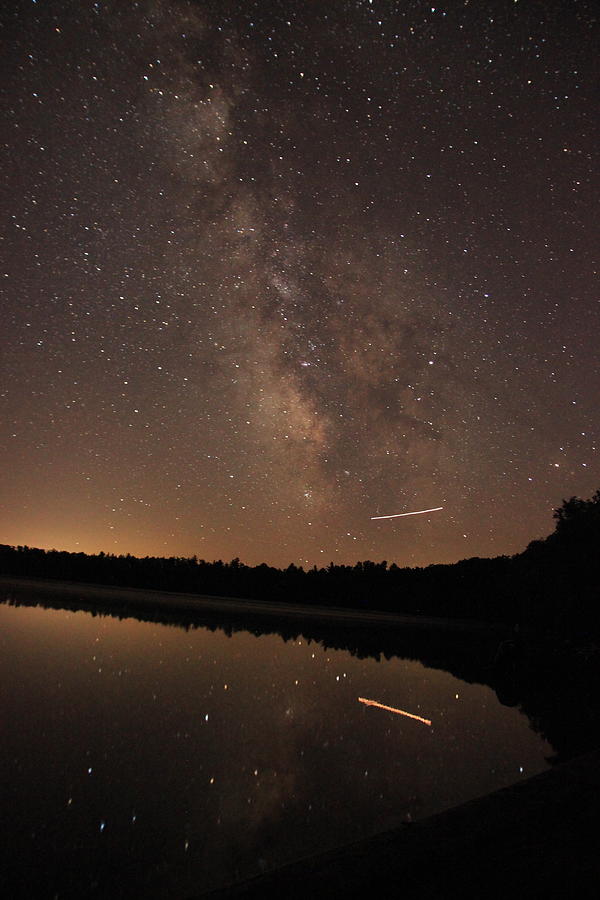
top-left (0, 574), bottom-right (507, 633)
top-left (201, 748), bottom-right (600, 898)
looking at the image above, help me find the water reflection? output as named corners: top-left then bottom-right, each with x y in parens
top-left (358, 697), bottom-right (432, 726)
top-left (1, 582), bottom-right (597, 898)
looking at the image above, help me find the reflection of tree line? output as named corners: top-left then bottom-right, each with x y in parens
top-left (1, 490), bottom-right (599, 633)
top-left (3, 583), bottom-right (600, 766)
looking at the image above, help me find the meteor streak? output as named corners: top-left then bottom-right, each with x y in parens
top-left (370, 507), bottom-right (443, 520)
top-left (371, 506), bottom-right (444, 521)
top-left (358, 697), bottom-right (432, 726)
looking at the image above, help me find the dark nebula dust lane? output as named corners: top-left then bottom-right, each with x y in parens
top-left (1, 0), bottom-right (598, 567)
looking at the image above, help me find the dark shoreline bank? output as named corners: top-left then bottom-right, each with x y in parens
top-left (200, 748), bottom-right (600, 899)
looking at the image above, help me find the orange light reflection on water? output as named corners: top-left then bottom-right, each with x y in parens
top-left (358, 696), bottom-right (432, 726)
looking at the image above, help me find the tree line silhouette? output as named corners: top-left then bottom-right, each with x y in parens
top-left (1, 490), bottom-right (599, 635)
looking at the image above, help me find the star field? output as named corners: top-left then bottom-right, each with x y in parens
top-left (1, 0), bottom-right (598, 567)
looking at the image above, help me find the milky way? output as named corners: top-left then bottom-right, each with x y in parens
top-left (1, 0), bottom-right (598, 567)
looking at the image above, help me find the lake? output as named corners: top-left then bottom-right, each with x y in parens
top-left (0, 589), bottom-right (552, 898)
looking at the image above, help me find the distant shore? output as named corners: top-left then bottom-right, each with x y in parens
top-left (0, 575), bottom-right (505, 633)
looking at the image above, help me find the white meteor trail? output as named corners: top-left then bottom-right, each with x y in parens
top-left (358, 697), bottom-right (432, 726)
top-left (370, 507), bottom-right (443, 520)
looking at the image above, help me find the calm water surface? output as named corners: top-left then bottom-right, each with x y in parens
top-left (0, 596), bottom-right (552, 898)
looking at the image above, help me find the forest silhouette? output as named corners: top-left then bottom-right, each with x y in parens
top-left (1, 490), bottom-right (599, 636)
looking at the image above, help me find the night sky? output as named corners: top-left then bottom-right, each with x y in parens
top-left (1, 0), bottom-right (598, 568)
